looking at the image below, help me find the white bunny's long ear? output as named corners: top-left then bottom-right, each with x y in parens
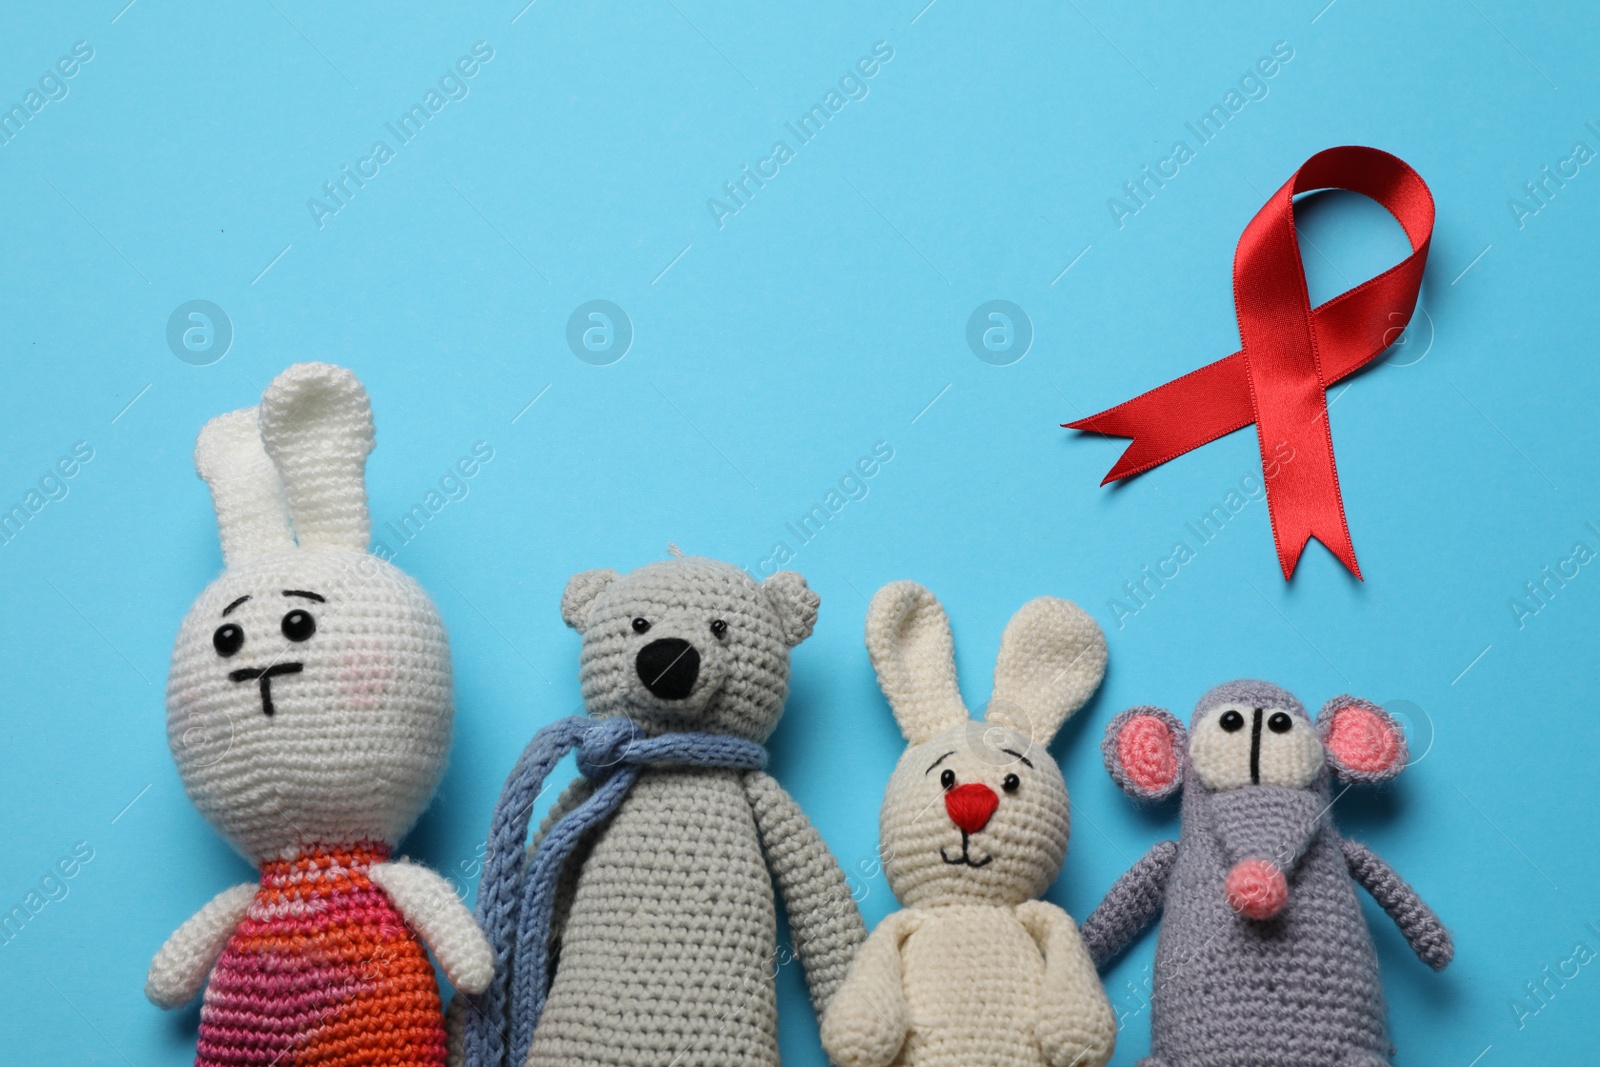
top-left (258, 362), bottom-right (374, 551)
top-left (865, 581), bottom-right (969, 744)
top-left (987, 597), bottom-right (1107, 746)
top-left (196, 407), bottom-right (295, 566)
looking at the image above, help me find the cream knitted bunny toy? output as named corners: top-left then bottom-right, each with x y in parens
top-left (147, 363), bottom-right (492, 1067)
top-left (821, 581), bottom-right (1116, 1067)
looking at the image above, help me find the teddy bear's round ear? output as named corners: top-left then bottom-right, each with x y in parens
top-left (761, 571), bottom-right (819, 647)
top-left (561, 569), bottom-right (619, 632)
top-left (1318, 696), bottom-right (1408, 782)
top-left (1103, 706), bottom-right (1187, 800)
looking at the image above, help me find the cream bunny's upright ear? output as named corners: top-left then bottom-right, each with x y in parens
top-left (258, 363), bottom-right (374, 551)
top-left (196, 407), bottom-right (295, 566)
top-left (987, 597), bottom-right (1107, 745)
top-left (865, 581), bottom-right (970, 744)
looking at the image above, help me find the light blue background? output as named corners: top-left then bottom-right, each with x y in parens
top-left (2, 1), bottom-right (1596, 1064)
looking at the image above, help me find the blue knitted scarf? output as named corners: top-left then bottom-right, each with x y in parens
top-left (462, 714), bottom-right (769, 1067)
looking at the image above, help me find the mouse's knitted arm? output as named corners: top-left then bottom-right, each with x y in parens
top-left (1341, 838), bottom-right (1453, 971)
top-left (744, 770), bottom-right (866, 1015)
top-left (1079, 839), bottom-right (1178, 968)
top-left (146, 883), bottom-right (257, 1009)
top-left (1017, 900), bottom-right (1117, 1067)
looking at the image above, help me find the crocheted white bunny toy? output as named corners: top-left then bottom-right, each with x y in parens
top-left (147, 363), bottom-right (491, 1065)
top-left (821, 581), bottom-right (1116, 1067)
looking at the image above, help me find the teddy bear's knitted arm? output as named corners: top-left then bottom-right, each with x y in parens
top-left (819, 908), bottom-right (914, 1067)
top-left (146, 883), bottom-right (256, 1009)
top-left (1017, 900), bottom-right (1117, 1067)
top-left (1080, 839), bottom-right (1178, 968)
top-left (369, 861), bottom-right (494, 994)
top-left (744, 770), bottom-right (866, 1016)
top-left (1341, 838), bottom-right (1454, 971)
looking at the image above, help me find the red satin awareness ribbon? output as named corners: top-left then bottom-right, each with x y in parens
top-left (1066, 146), bottom-right (1435, 580)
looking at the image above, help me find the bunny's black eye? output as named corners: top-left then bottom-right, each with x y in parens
top-left (939, 769), bottom-right (955, 790)
top-left (1268, 711), bottom-right (1293, 733)
top-left (1219, 709), bottom-right (1245, 732)
top-left (281, 610), bottom-right (316, 642)
top-left (213, 624), bottom-right (244, 657)
top-left (1002, 774), bottom-right (1020, 793)
top-left (632, 617), bottom-right (651, 634)
top-left (710, 619), bottom-right (728, 640)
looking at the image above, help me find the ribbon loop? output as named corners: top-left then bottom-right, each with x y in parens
top-left (1067, 146), bottom-right (1435, 579)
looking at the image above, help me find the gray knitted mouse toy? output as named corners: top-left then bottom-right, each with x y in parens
top-left (456, 555), bottom-right (865, 1067)
top-left (1081, 680), bottom-right (1453, 1067)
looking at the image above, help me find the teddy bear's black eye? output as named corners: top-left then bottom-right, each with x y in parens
top-left (1268, 711), bottom-right (1293, 734)
top-left (281, 610), bottom-right (316, 642)
top-left (632, 617), bottom-right (651, 634)
top-left (939, 769), bottom-right (955, 790)
top-left (1219, 709), bottom-right (1245, 732)
top-left (1002, 773), bottom-right (1020, 793)
top-left (213, 623), bottom-right (244, 657)
top-left (709, 619), bottom-right (728, 640)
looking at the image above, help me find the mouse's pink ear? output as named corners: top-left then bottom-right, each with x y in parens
top-left (1103, 706), bottom-right (1187, 800)
top-left (1318, 696), bottom-right (1408, 782)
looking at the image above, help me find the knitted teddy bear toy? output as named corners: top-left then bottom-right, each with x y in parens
top-left (821, 581), bottom-right (1117, 1067)
top-left (147, 363), bottom-right (493, 1066)
top-left (1081, 680), bottom-right (1454, 1066)
top-left (455, 554), bottom-right (866, 1067)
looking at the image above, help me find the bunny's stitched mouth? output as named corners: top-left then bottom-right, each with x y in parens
top-left (939, 831), bottom-right (993, 868)
top-left (229, 662), bottom-right (303, 717)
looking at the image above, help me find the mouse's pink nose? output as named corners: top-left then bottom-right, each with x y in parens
top-left (945, 783), bottom-right (999, 834)
top-left (1225, 859), bottom-right (1288, 920)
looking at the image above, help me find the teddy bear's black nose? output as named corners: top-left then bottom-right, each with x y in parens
top-left (636, 638), bottom-right (700, 700)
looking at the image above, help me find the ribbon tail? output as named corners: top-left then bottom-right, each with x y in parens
top-left (1066, 353), bottom-right (1257, 483)
top-left (1257, 418), bottom-right (1362, 581)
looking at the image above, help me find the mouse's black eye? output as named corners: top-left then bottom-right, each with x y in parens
top-left (1002, 773), bottom-right (1020, 793)
top-left (1268, 711), bottom-right (1293, 734)
top-left (939, 768), bottom-right (956, 790)
top-left (213, 623), bottom-right (244, 658)
top-left (1219, 709), bottom-right (1245, 732)
top-left (632, 617), bottom-right (651, 634)
top-left (281, 610), bottom-right (316, 642)
top-left (710, 619), bottom-right (728, 640)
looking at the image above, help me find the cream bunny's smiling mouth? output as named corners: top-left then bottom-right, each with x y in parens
top-left (939, 831), bottom-right (993, 868)
top-left (229, 662), bottom-right (303, 717)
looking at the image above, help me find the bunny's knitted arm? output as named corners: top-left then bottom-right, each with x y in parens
top-left (1079, 839), bottom-right (1178, 968)
top-left (744, 770), bottom-right (866, 1015)
top-left (369, 861), bottom-right (494, 994)
top-left (1341, 838), bottom-right (1454, 971)
top-left (146, 883), bottom-right (256, 1009)
top-left (1017, 900), bottom-right (1117, 1067)
top-left (819, 908), bottom-right (915, 1067)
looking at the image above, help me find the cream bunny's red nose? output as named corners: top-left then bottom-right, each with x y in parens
top-left (944, 783), bottom-right (999, 834)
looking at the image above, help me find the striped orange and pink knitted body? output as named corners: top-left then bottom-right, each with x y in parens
top-left (196, 842), bottom-right (447, 1067)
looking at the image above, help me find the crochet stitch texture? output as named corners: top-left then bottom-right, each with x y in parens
top-left (148, 364), bottom-right (491, 1065)
top-left (199, 842), bottom-right (446, 1067)
top-left (453, 555), bottom-right (864, 1067)
top-left (1083, 680), bottom-right (1453, 1067)
top-left (821, 582), bottom-right (1116, 1067)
